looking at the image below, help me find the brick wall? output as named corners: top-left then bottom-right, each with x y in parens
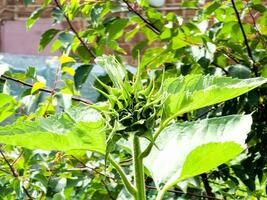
top-left (0, 0), bottom-right (199, 20)
top-left (1, 0), bottom-right (199, 58)
top-left (0, 0), bottom-right (264, 59)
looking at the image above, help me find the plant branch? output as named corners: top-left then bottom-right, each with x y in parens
top-left (0, 74), bottom-right (93, 105)
top-left (146, 185), bottom-right (223, 200)
top-left (122, 0), bottom-right (160, 35)
top-left (70, 155), bottom-right (114, 180)
top-left (108, 155), bottom-right (137, 196)
top-left (211, 62), bottom-right (229, 75)
top-left (11, 150), bottom-right (24, 166)
top-left (54, 0), bottom-right (96, 59)
top-left (0, 149), bottom-right (33, 199)
top-left (101, 179), bottom-right (116, 200)
top-left (44, 63), bottom-right (61, 116)
top-left (230, 0), bottom-right (258, 76)
top-left (201, 173), bottom-right (215, 199)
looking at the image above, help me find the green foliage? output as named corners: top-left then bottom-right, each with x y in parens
top-left (74, 64), bottom-right (93, 90)
top-left (1, 0), bottom-right (267, 199)
top-left (39, 29), bottom-right (60, 52)
top-left (0, 107), bottom-right (106, 154)
top-left (144, 115), bottom-right (251, 190)
top-left (0, 94), bottom-right (18, 123)
top-left (163, 75), bottom-right (267, 120)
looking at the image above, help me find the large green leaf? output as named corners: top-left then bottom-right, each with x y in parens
top-left (163, 75), bottom-right (267, 120)
top-left (144, 114), bottom-right (252, 190)
top-left (0, 107), bottom-right (106, 154)
top-left (0, 94), bottom-right (18, 123)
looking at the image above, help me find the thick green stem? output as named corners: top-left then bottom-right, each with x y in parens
top-left (108, 155), bottom-right (137, 196)
top-left (133, 135), bottom-right (146, 200)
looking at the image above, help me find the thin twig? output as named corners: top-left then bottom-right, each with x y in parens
top-left (211, 62), bottom-right (229, 75)
top-left (0, 74), bottom-right (93, 105)
top-left (122, 0), bottom-right (160, 35)
top-left (70, 155), bottom-right (114, 180)
top-left (43, 63), bottom-right (61, 116)
top-left (101, 179), bottom-right (116, 200)
top-left (201, 173), bottom-right (215, 199)
top-left (54, 0), bottom-right (96, 59)
top-left (230, 0), bottom-right (258, 76)
top-left (11, 150), bottom-right (24, 166)
top-left (0, 150), bottom-right (33, 199)
top-left (145, 185), bottom-right (223, 200)
top-left (0, 167), bottom-right (12, 175)
top-left (245, 1), bottom-right (267, 48)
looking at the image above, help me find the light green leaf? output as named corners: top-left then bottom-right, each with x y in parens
top-left (107, 18), bottom-right (128, 39)
top-left (26, 7), bottom-right (44, 29)
top-left (31, 82), bottom-right (46, 94)
top-left (0, 107), bottom-right (106, 154)
top-left (62, 67), bottom-right (75, 76)
top-left (0, 94), bottom-right (18, 123)
top-left (144, 114), bottom-right (252, 190)
top-left (179, 142), bottom-right (243, 181)
top-left (59, 55), bottom-right (75, 64)
top-left (163, 75), bottom-right (267, 120)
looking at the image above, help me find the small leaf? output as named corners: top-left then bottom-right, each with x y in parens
top-left (107, 18), bottom-right (128, 39)
top-left (0, 94), bottom-right (18, 123)
top-left (251, 4), bottom-right (266, 13)
top-left (58, 32), bottom-right (74, 48)
top-left (51, 40), bottom-right (62, 53)
top-left (74, 64), bottom-right (93, 90)
top-left (76, 46), bottom-right (92, 62)
top-left (39, 29), bottom-right (60, 52)
top-left (26, 7), bottom-right (44, 29)
top-left (62, 67), bottom-right (75, 76)
top-left (23, 0), bottom-right (33, 6)
top-left (31, 82), bottom-right (46, 94)
top-left (204, 2), bottom-right (221, 15)
top-left (228, 64), bottom-right (251, 79)
top-left (59, 55), bottom-right (75, 65)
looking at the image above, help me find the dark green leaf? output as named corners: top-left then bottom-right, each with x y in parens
top-left (39, 29), bottom-right (60, 52)
top-left (74, 64), bottom-right (93, 90)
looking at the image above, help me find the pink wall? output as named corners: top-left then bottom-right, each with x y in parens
top-left (0, 18), bottom-right (61, 56)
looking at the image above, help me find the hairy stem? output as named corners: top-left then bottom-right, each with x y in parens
top-left (108, 155), bottom-right (137, 196)
top-left (133, 135), bottom-right (146, 200)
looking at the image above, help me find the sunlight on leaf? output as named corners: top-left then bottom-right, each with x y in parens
top-left (144, 114), bottom-right (252, 189)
